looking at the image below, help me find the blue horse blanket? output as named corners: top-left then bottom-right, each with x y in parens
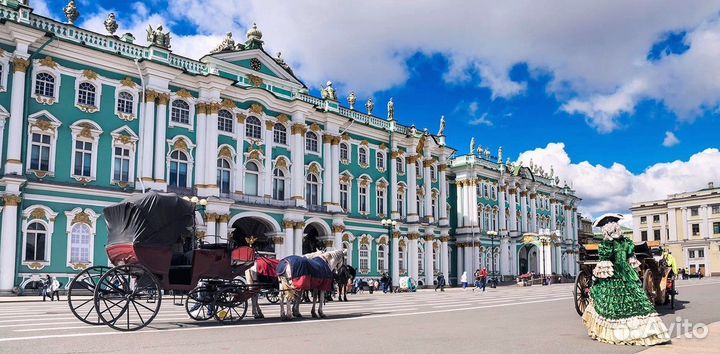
top-left (276, 255), bottom-right (334, 292)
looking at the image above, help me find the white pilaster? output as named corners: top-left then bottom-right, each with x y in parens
top-left (390, 150), bottom-right (399, 219)
top-left (668, 208), bottom-right (678, 242)
top-left (391, 231), bottom-right (400, 287)
top-left (456, 243), bottom-right (464, 285)
top-left (284, 221), bottom-right (294, 257)
top-left (140, 92), bottom-right (156, 182)
top-left (322, 135), bottom-right (332, 206)
top-left (409, 233), bottom-right (419, 280)
top-left (153, 94), bottom-right (168, 186)
top-left (217, 215), bottom-right (229, 244)
top-left (424, 235), bottom-right (434, 287)
top-left (423, 162), bottom-right (432, 221)
top-left (264, 121), bottom-right (274, 198)
top-left (204, 105), bottom-right (219, 196)
top-left (564, 207), bottom-right (572, 240)
top-left (550, 199), bottom-right (558, 231)
top-left (4, 56), bottom-right (28, 174)
top-left (530, 193), bottom-right (538, 233)
top-left (235, 116), bottom-right (245, 193)
top-left (438, 165), bottom-right (448, 225)
top-left (500, 236), bottom-right (510, 276)
top-left (456, 181), bottom-right (464, 227)
top-left (508, 188), bottom-right (517, 232)
top-left (0, 196), bottom-right (19, 292)
top-left (498, 186), bottom-right (507, 233)
top-left (406, 156), bottom-right (418, 222)
top-left (331, 139), bottom-right (341, 206)
top-left (440, 235), bottom-right (449, 280)
top-left (520, 190), bottom-right (528, 233)
top-left (294, 223), bottom-right (304, 256)
top-left (195, 103), bottom-right (208, 187)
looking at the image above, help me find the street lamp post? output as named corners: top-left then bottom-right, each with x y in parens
top-left (183, 196), bottom-right (208, 247)
top-left (487, 230), bottom-right (498, 288)
top-left (381, 218), bottom-right (397, 292)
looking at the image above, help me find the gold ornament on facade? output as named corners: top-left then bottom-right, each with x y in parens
top-left (115, 135), bottom-right (133, 145)
top-left (331, 136), bottom-right (341, 145)
top-left (12, 57), bottom-right (30, 72)
top-left (360, 139), bottom-right (369, 146)
top-left (309, 123), bottom-right (321, 132)
top-left (276, 114), bottom-right (289, 123)
top-left (236, 113), bottom-right (247, 123)
top-left (399, 239), bottom-right (406, 248)
top-left (339, 173), bottom-right (352, 184)
top-left (378, 143), bottom-right (387, 151)
top-left (341, 133), bottom-right (350, 141)
top-left (406, 155), bottom-right (417, 164)
top-left (440, 236), bottom-right (450, 242)
top-left (70, 262), bottom-right (90, 271)
top-left (293, 221), bottom-right (305, 229)
top-left (415, 135), bottom-right (426, 155)
top-left (77, 103), bottom-right (99, 114)
top-left (322, 134), bottom-right (333, 144)
top-left (250, 103), bottom-right (264, 114)
top-left (173, 138), bottom-right (189, 152)
top-left (392, 231), bottom-right (401, 238)
top-left (28, 262), bottom-right (45, 270)
top-left (209, 102), bottom-right (221, 114)
top-left (176, 89), bottom-right (193, 99)
top-left (333, 224), bottom-right (346, 233)
top-left (221, 98), bottom-right (236, 109)
top-left (245, 235), bottom-right (257, 246)
top-left (358, 177), bottom-right (371, 187)
top-left (39, 56), bottom-right (58, 69)
top-left (308, 163), bottom-right (320, 174)
top-left (120, 77), bottom-right (136, 88)
top-left (32, 119), bottom-right (53, 131)
top-left (248, 149), bottom-right (262, 161)
top-left (273, 237), bottom-right (284, 245)
top-left (29, 208), bottom-right (47, 220)
top-left (265, 120), bottom-right (275, 130)
top-left (218, 146), bottom-right (233, 159)
top-left (157, 93), bottom-right (170, 106)
top-left (377, 181), bottom-right (388, 189)
top-left (247, 74), bottom-right (264, 87)
top-left (360, 237), bottom-right (370, 245)
top-left (283, 220), bottom-right (295, 229)
top-left (72, 211), bottom-right (92, 226)
top-left (423, 160), bottom-right (434, 168)
top-left (82, 70), bottom-right (99, 80)
top-left (342, 234), bottom-right (350, 242)
top-left (275, 157), bottom-right (288, 169)
top-left (397, 185), bottom-right (405, 193)
top-left (145, 90), bottom-right (159, 101)
top-left (425, 234), bottom-right (434, 241)
top-left (323, 240), bottom-right (334, 248)
top-left (78, 126), bottom-right (93, 139)
top-left (195, 231), bottom-right (206, 241)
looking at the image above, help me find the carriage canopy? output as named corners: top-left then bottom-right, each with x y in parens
top-left (104, 192), bottom-right (195, 247)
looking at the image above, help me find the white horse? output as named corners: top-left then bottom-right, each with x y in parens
top-left (278, 249), bottom-right (346, 320)
top-left (245, 249), bottom-right (324, 319)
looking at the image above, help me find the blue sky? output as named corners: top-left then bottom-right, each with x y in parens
top-left (33, 1), bottom-right (720, 217)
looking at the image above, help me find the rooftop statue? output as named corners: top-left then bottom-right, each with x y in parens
top-left (416, 134), bottom-right (426, 155)
top-left (469, 137), bottom-right (475, 155)
top-left (321, 81), bottom-right (337, 101)
top-left (366, 98), bottom-right (375, 115)
top-left (498, 146), bottom-right (503, 163)
top-left (437, 115), bottom-right (446, 136)
top-left (387, 98), bottom-right (395, 120)
top-left (484, 148), bottom-right (491, 159)
top-left (477, 144), bottom-right (483, 157)
top-left (104, 13), bottom-right (118, 35)
top-left (63, 0), bottom-right (80, 25)
top-left (274, 52), bottom-right (293, 74)
top-left (147, 24), bottom-right (171, 49)
top-left (244, 23), bottom-right (264, 50)
top-left (347, 91), bottom-right (357, 110)
top-left (211, 32), bottom-right (238, 53)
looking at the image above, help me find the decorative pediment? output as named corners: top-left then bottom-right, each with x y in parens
top-left (120, 77), bottom-right (136, 88)
top-left (204, 47), bottom-right (303, 87)
top-left (176, 89), bottom-right (193, 99)
top-left (276, 114), bottom-right (289, 123)
top-left (218, 146), bottom-right (233, 159)
top-left (39, 56), bottom-right (58, 69)
top-left (309, 123), bottom-right (321, 132)
top-left (247, 149), bottom-right (263, 161)
top-left (173, 138), bottom-right (189, 152)
top-left (275, 156), bottom-right (289, 169)
top-left (221, 98), bottom-right (236, 109)
top-left (308, 163), bottom-right (321, 174)
top-left (250, 103), bottom-right (264, 115)
top-left (82, 70), bottom-right (98, 80)
top-left (72, 211), bottom-right (92, 226)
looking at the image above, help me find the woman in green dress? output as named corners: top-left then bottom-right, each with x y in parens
top-left (582, 214), bottom-right (670, 346)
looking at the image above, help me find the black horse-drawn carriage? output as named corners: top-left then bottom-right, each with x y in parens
top-left (66, 192), bottom-right (268, 331)
top-left (573, 240), bottom-right (676, 316)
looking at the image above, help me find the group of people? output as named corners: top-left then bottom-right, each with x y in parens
top-left (459, 268), bottom-right (489, 292)
top-left (40, 274), bottom-right (62, 301)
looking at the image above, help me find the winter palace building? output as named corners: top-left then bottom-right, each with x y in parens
top-left (0, 1), bottom-right (581, 293)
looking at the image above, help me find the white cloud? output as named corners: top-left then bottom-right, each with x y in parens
top-left (468, 113), bottom-right (492, 126)
top-left (662, 131), bottom-right (680, 147)
top-left (61, 1), bottom-right (720, 131)
top-left (456, 101), bottom-right (493, 126)
top-left (515, 143), bottom-right (720, 219)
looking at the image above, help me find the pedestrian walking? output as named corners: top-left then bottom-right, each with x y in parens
top-left (46, 275), bottom-right (61, 301)
top-left (435, 273), bottom-right (446, 292)
top-left (41, 274), bottom-right (51, 301)
top-left (460, 271), bottom-right (468, 290)
top-left (472, 269), bottom-right (481, 291)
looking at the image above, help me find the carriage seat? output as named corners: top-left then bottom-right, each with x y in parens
top-left (231, 246), bottom-right (256, 267)
top-left (170, 249), bottom-right (194, 266)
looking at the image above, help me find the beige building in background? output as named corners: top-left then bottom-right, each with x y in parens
top-left (630, 182), bottom-right (720, 276)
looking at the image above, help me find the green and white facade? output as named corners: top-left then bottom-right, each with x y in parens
top-left (0, 1), bottom-right (580, 294)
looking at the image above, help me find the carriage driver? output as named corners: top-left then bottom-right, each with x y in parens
top-left (661, 248), bottom-right (678, 278)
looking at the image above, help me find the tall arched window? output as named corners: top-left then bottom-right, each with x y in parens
top-left (305, 132), bottom-right (318, 152)
top-left (218, 109), bottom-right (233, 133)
top-left (272, 168), bottom-right (285, 200)
top-left (169, 150), bottom-right (189, 188)
top-left (359, 244), bottom-right (369, 271)
top-left (396, 157), bottom-right (404, 174)
top-left (34, 72), bottom-right (55, 97)
top-left (397, 189), bottom-right (405, 217)
top-left (376, 151), bottom-right (385, 170)
top-left (415, 162), bottom-right (421, 178)
top-left (70, 223), bottom-right (91, 263)
top-left (433, 245), bottom-right (439, 272)
top-left (399, 246), bottom-right (406, 274)
top-left (217, 158), bottom-right (232, 194)
top-left (340, 143), bottom-right (349, 161)
top-left (24, 222), bottom-right (47, 261)
top-left (306, 173), bottom-right (319, 205)
top-left (171, 100), bottom-right (190, 124)
top-left (418, 245), bottom-right (425, 274)
top-left (432, 197), bottom-right (438, 220)
top-left (246, 116), bottom-right (262, 139)
top-left (377, 245), bottom-right (387, 272)
top-left (430, 165), bottom-right (436, 180)
top-left (273, 123), bottom-right (287, 144)
top-left (358, 147), bottom-right (368, 166)
top-left (77, 82), bottom-right (97, 107)
top-left (117, 91), bottom-right (134, 114)
top-left (245, 162), bottom-right (260, 196)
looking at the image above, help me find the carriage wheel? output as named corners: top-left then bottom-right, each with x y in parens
top-left (185, 286), bottom-right (215, 321)
top-left (67, 265), bottom-right (110, 325)
top-left (573, 270), bottom-right (592, 316)
top-left (94, 264), bottom-right (162, 331)
top-left (213, 288), bottom-right (248, 323)
top-left (643, 269), bottom-right (658, 304)
top-left (265, 289), bottom-right (280, 304)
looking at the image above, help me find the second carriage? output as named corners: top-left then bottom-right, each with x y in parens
top-left (66, 192), bottom-right (277, 331)
top-left (573, 240), bottom-right (676, 316)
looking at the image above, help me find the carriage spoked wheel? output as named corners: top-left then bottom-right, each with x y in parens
top-left (573, 270), bottom-right (592, 316)
top-left (94, 264), bottom-right (162, 331)
top-left (185, 286), bottom-right (215, 321)
top-left (213, 288), bottom-right (248, 323)
top-left (265, 289), bottom-right (280, 304)
top-left (643, 269), bottom-right (658, 305)
top-left (67, 265), bottom-right (111, 325)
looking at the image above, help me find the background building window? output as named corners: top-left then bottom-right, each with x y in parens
top-left (273, 123), bottom-right (286, 144)
top-left (77, 82), bottom-right (97, 107)
top-left (34, 72), bottom-right (55, 97)
top-left (397, 192), bottom-right (405, 217)
top-left (653, 229), bottom-right (661, 241)
top-left (359, 185), bottom-right (368, 213)
top-left (712, 205), bottom-right (720, 214)
top-left (73, 140), bottom-right (93, 177)
top-left (246, 116), bottom-right (262, 139)
top-left (171, 100), bottom-right (190, 124)
top-left (396, 157), bottom-right (404, 174)
top-left (378, 246), bottom-right (386, 272)
top-left (713, 222), bottom-right (720, 234)
top-left (272, 169), bottom-right (285, 200)
top-left (217, 158), bottom-right (232, 194)
top-left (640, 216), bottom-right (647, 224)
top-left (113, 147), bottom-right (131, 182)
top-left (169, 150), bottom-right (189, 188)
top-left (359, 244), bottom-right (369, 271)
top-left (641, 230), bottom-right (647, 241)
top-left (376, 151), bottom-right (384, 170)
top-left (377, 188), bottom-right (385, 215)
top-left (340, 143), bottom-right (349, 161)
top-left (25, 222), bottom-right (47, 262)
top-left (117, 92), bottom-right (134, 114)
top-left (30, 133), bottom-right (51, 171)
top-left (305, 132), bottom-right (318, 152)
top-left (245, 162), bottom-right (260, 196)
top-left (692, 223), bottom-right (700, 236)
top-left (359, 147), bottom-right (368, 166)
top-left (306, 173), bottom-right (319, 205)
top-left (70, 223), bottom-right (91, 263)
top-left (652, 215), bottom-right (660, 223)
top-left (218, 110), bottom-right (233, 133)
top-left (340, 183), bottom-right (349, 211)
top-left (690, 207), bottom-right (699, 216)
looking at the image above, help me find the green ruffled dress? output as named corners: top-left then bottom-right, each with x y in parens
top-left (582, 237), bottom-right (670, 345)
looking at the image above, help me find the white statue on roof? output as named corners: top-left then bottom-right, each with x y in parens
top-left (477, 144), bottom-right (483, 157)
top-left (321, 81), bottom-right (337, 101)
top-left (387, 98), bottom-right (395, 121)
top-left (438, 115), bottom-right (446, 136)
top-left (469, 137), bottom-right (475, 155)
top-left (147, 24), bottom-right (171, 48)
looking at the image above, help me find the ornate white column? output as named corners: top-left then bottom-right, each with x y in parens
top-left (500, 236), bottom-right (510, 276)
top-left (423, 160), bottom-right (432, 221)
top-left (284, 221), bottom-right (295, 257)
top-left (204, 103), bottom-right (219, 196)
top-left (140, 91), bottom-right (157, 182)
top-left (390, 150), bottom-right (399, 219)
top-left (440, 234), bottom-right (449, 280)
top-left (469, 179), bottom-right (478, 230)
top-left (406, 156), bottom-right (418, 222)
top-left (217, 215), bottom-right (229, 244)
top-left (4, 57), bottom-right (29, 174)
top-left (0, 116), bottom-right (6, 168)
top-left (194, 103), bottom-right (208, 187)
top-left (520, 190), bottom-right (528, 233)
top-left (463, 182), bottom-right (471, 228)
top-left (701, 205), bottom-right (710, 238)
top-left (682, 207), bottom-right (689, 240)
top-left (205, 213), bottom-right (217, 244)
top-left (424, 234), bottom-right (434, 287)
top-left (264, 120), bottom-right (275, 198)
top-left (438, 164), bottom-right (448, 225)
top-left (668, 208), bottom-right (678, 242)
top-left (0, 195), bottom-right (20, 292)
top-left (456, 242), bottom-right (464, 285)
top-left (498, 185), bottom-right (507, 233)
top-left (529, 193), bottom-right (538, 233)
top-left (290, 122), bottom-right (306, 207)
top-left (550, 199), bottom-right (558, 231)
top-left (463, 242), bottom-right (473, 279)
top-left (274, 237), bottom-right (285, 260)
top-left (235, 114), bottom-right (246, 193)
top-left (408, 232), bottom-right (419, 280)
top-left (153, 93), bottom-right (169, 186)
top-left (508, 187), bottom-right (517, 232)
top-left (331, 137), bottom-right (341, 206)
top-left (333, 225), bottom-right (343, 251)
top-left (322, 134), bottom-right (332, 206)
top-left (564, 206), bottom-right (572, 241)
top-left (456, 181), bottom-right (465, 227)
top-left (294, 222), bottom-right (304, 255)
top-left (660, 210), bottom-right (668, 243)
top-left (391, 231), bottom-right (400, 287)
